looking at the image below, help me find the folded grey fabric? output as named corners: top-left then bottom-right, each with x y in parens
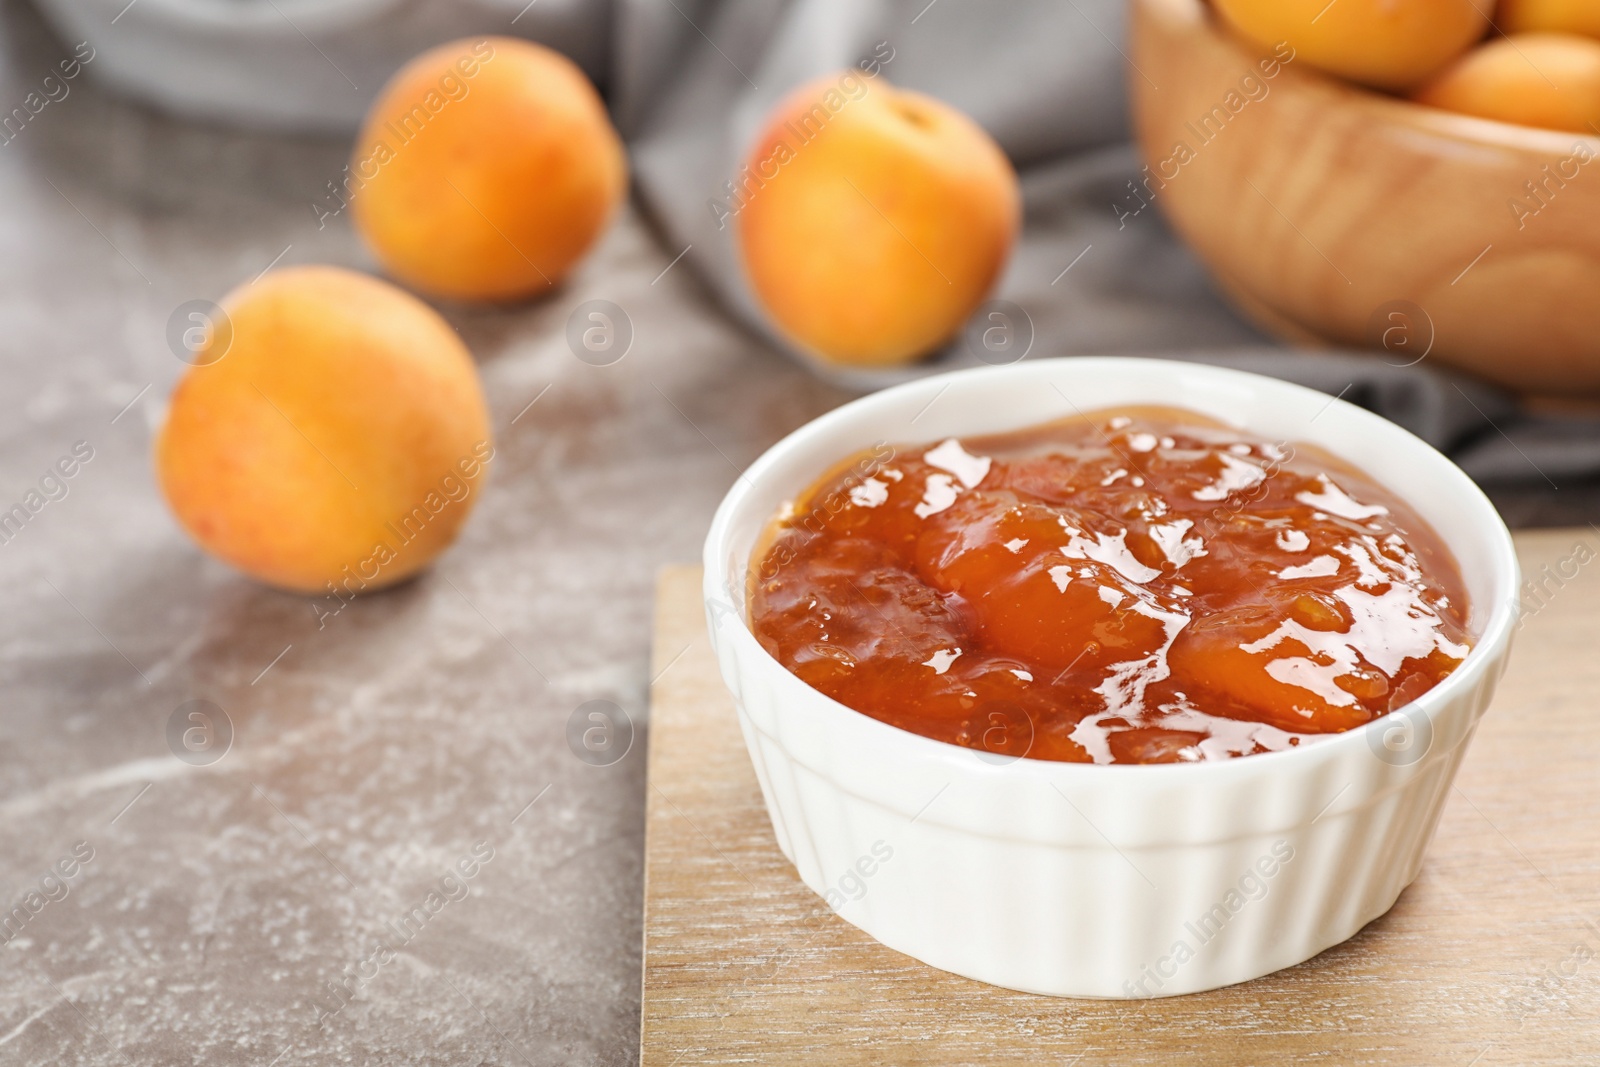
top-left (613, 0), bottom-right (1599, 493)
top-left (52, 0), bottom-right (1592, 493)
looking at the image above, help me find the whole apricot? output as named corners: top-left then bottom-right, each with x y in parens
top-left (156, 266), bottom-right (493, 595)
top-left (349, 37), bottom-right (626, 302)
top-left (1499, 0), bottom-right (1600, 40)
top-left (1413, 33), bottom-right (1600, 133)
top-left (734, 73), bottom-right (1019, 368)
top-left (1212, 0), bottom-right (1490, 90)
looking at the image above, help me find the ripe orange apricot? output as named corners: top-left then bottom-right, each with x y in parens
top-left (156, 266), bottom-right (493, 595)
top-left (1499, 0), bottom-right (1600, 40)
top-left (1413, 33), bottom-right (1600, 133)
top-left (1212, 0), bottom-right (1490, 90)
top-left (349, 37), bottom-right (626, 302)
top-left (735, 73), bottom-right (1019, 368)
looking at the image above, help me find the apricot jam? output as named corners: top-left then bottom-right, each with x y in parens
top-left (749, 407), bottom-right (1472, 764)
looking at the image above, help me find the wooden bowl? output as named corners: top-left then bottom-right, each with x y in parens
top-left (1130, 0), bottom-right (1600, 394)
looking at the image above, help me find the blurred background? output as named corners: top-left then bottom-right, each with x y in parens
top-left (1, 0), bottom-right (1596, 1062)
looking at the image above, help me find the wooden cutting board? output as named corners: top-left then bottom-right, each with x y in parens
top-left (641, 530), bottom-right (1600, 1066)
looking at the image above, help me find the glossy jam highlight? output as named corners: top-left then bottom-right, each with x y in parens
top-left (748, 407), bottom-right (1472, 764)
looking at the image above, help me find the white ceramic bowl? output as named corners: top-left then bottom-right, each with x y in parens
top-left (702, 357), bottom-right (1518, 998)
top-left (32, 0), bottom-right (607, 132)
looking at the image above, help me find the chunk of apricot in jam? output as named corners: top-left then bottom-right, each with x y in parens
top-left (749, 408), bottom-right (1472, 765)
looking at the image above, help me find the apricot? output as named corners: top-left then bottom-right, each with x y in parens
top-left (1413, 33), bottom-right (1600, 133)
top-left (915, 494), bottom-right (1178, 676)
top-left (1166, 605), bottom-right (1377, 734)
top-left (349, 37), bottom-right (626, 302)
top-left (734, 72), bottom-right (1019, 368)
top-left (1499, 0), bottom-right (1600, 40)
top-left (156, 266), bottom-right (493, 595)
top-left (1212, 0), bottom-right (1490, 90)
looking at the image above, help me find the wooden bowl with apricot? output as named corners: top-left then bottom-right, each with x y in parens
top-left (1130, 0), bottom-right (1600, 394)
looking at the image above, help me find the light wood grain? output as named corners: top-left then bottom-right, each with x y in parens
top-left (1129, 0), bottom-right (1600, 395)
top-left (641, 531), bottom-right (1600, 1065)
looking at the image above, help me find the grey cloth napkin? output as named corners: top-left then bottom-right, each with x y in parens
top-left (49, 0), bottom-right (1593, 494)
top-left (610, 0), bottom-right (1598, 495)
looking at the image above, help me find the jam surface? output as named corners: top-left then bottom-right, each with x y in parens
top-left (749, 407), bottom-right (1472, 764)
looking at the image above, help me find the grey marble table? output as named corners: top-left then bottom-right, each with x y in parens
top-left (0, 2), bottom-right (1594, 1065)
top-left (0, 0), bottom-right (854, 1058)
